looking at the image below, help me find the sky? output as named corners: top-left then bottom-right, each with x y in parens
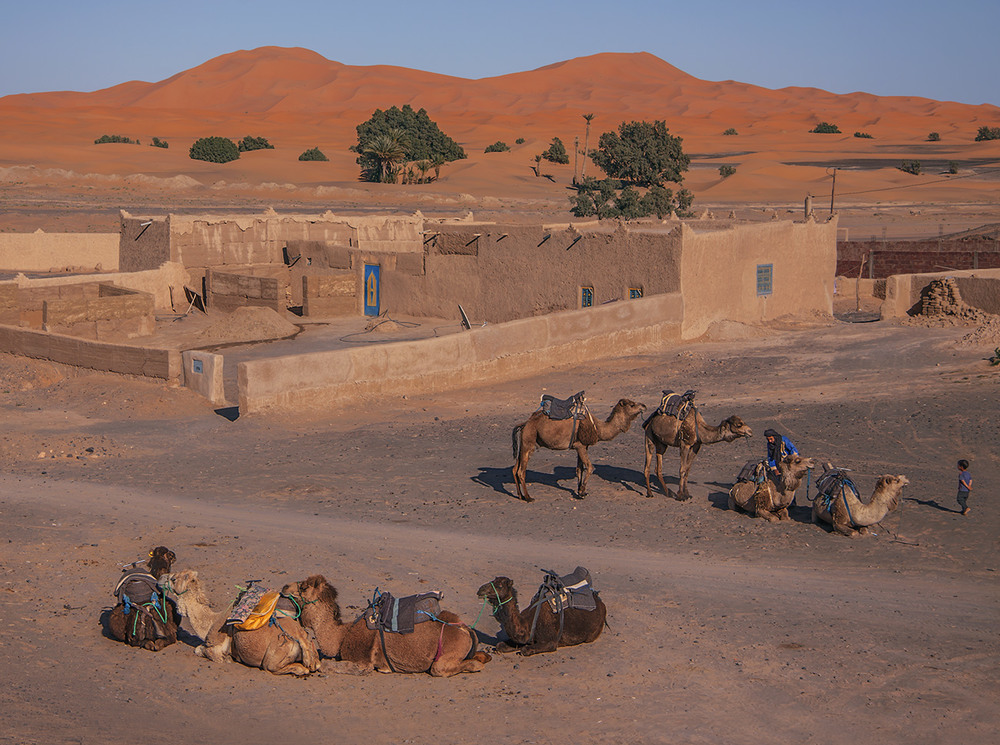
top-left (1, 0), bottom-right (998, 106)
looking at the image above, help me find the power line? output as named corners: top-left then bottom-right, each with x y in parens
top-left (836, 166), bottom-right (1000, 197)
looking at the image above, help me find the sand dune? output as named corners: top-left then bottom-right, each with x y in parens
top-left (0, 46), bottom-right (997, 212)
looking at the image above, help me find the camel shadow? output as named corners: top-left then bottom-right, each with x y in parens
top-left (592, 464), bottom-right (648, 494)
top-left (471, 466), bottom-right (576, 499)
top-left (905, 497), bottom-right (961, 514)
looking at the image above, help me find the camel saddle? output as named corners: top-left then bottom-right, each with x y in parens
top-left (113, 564), bottom-right (159, 606)
top-left (227, 581), bottom-right (299, 630)
top-left (536, 567), bottom-right (599, 614)
top-left (657, 389), bottom-right (696, 419)
top-left (539, 391), bottom-right (586, 421)
top-left (815, 469), bottom-right (860, 511)
top-left (365, 589), bottom-right (444, 634)
top-left (736, 459), bottom-right (767, 484)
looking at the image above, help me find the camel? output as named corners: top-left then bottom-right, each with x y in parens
top-left (476, 575), bottom-right (607, 656)
top-left (729, 453), bottom-right (816, 521)
top-left (158, 569), bottom-right (319, 676)
top-left (643, 407), bottom-right (753, 500)
top-left (281, 575), bottom-right (491, 676)
top-left (512, 397), bottom-right (647, 501)
top-left (813, 471), bottom-right (909, 537)
top-left (108, 546), bottom-right (179, 651)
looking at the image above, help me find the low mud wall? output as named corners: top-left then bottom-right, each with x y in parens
top-left (882, 269), bottom-right (1000, 318)
top-left (42, 285), bottom-right (155, 340)
top-left (302, 272), bottom-right (357, 317)
top-left (3, 263), bottom-right (189, 310)
top-left (0, 232), bottom-right (119, 272)
top-left (206, 269), bottom-right (283, 313)
top-left (238, 292), bottom-right (683, 414)
top-left (0, 325), bottom-right (180, 379)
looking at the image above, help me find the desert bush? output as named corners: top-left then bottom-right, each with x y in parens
top-left (975, 126), bottom-right (1000, 141)
top-left (899, 161), bottom-right (922, 175)
top-left (94, 134), bottom-right (138, 144)
top-left (591, 120), bottom-right (690, 187)
top-left (927, 132), bottom-right (941, 142)
top-left (947, 161), bottom-right (959, 174)
top-left (484, 141), bottom-right (510, 153)
top-left (298, 147), bottom-right (328, 161)
top-left (189, 136), bottom-right (240, 163)
top-left (515, 137), bottom-right (525, 145)
top-left (354, 104), bottom-right (465, 182)
top-left (542, 137), bottom-right (569, 164)
top-left (723, 128), bottom-right (738, 136)
top-left (853, 131), bottom-right (873, 139)
top-left (150, 137), bottom-right (169, 149)
top-left (570, 177), bottom-right (693, 220)
top-left (238, 135), bottom-right (274, 152)
top-left (719, 164), bottom-right (736, 178)
top-left (810, 122), bottom-right (841, 134)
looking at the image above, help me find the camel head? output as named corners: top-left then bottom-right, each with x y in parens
top-left (614, 399), bottom-right (647, 427)
top-left (721, 416), bottom-right (753, 441)
top-left (158, 569), bottom-right (199, 600)
top-left (282, 575), bottom-right (342, 623)
top-left (874, 474), bottom-right (909, 511)
top-left (146, 546), bottom-right (176, 579)
top-left (477, 576), bottom-right (516, 609)
top-left (779, 454), bottom-right (816, 480)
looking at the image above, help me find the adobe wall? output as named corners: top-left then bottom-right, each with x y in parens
top-left (302, 273), bottom-right (357, 317)
top-left (206, 269), bottom-right (283, 313)
top-left (120, 215), bottom-right (170, 273)
top-left (42, 284), bottom-right (155, 340)
top-left (882, 269), bottom-right (1000, 318)
top-left (0, 325), bottom-right (179, 379)
top-left (837, 237), bottom-right (1000, 278)
top-left (3, 263), bottom-right (190, 310)
top-left (380, 224), bottom-right (682, 324)
top-left (0, 231), bottom-right (119, 272)
top-left (679, 220), bottom-right (836, 338)
top-left (238, 292), bottom-right (684, 414)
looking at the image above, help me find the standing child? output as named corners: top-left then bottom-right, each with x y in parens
top-left (957, 459), bottom-right (973, 515)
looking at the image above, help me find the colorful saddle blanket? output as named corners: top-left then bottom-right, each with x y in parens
top-left (736, 459), bottom-right (767, 484)
top-left (226, 582), bottom-right (298, 631)
top-left (815, 469), bottom-right (860, 511)
top-left (540, 391), bottom-right (586, 421)
top-left (365, 590), bottom-right (444, 634)
top-left (536, 566), bottom-right (599, 614)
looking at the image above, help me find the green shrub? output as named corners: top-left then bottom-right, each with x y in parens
top-left (899, 160), bottom-right (922, 175)
top-left (810, 122), bottom-right (841, 134)
top-left (484, 141), bottom-right (510, 153)
top-left (94, 134), bottom-right (138, 144)
top-left (927, 132), bottom-right (941, 142)
top-left (515, 137), bottom-right (525, 145)
top-left (975, 126), bottom-right (1000, 141)
top-left (570, 177), bottom-right (693, 220)
top-left (150, 137), bottom-right (169, 149)
top-left (853, 131), bottom-right (873, 139)
top-left (591, 120), bottom-right (689, 187)
top-left (354, 104), bottom-right (465, 182)
top-left (719, 164), bottom-right (736, 178)
top-left (723, 128), bottom-right (738, 136)
top-left (542, 136), bottom-right (569, 164)
top-left (948, 161), bottom-right (959, 174)
top-left (298, 147), bottom-right (328, 161)
top-left (189, 136), bottom-right (240, 163)
top-left (238, 135), bottom-right (274, 152)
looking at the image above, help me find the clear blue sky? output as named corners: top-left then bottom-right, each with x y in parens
top-left (2, 0), bottom-right (997, 106)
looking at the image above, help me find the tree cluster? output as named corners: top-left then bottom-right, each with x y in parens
top-left (189, 136), bottom-right (240, 163)
top-left (238, 135), bottom-right (274, 152)
top-left (570, 178), bottom-right (693, 220)
top-left (94, 134), bottom-right (138, 144)
top-left (150, 137), bottom-right (169, 149)
top-left (810, 122), bottom-right (841, 134)
top-left (298, 147), bottom-right (328, 161)
top-left (484, 141), bottom-right (510, 153)
top-left (590, 120), bottom-right (689, 187)
top-left (975, 126), bottom-right (1000, 142)
top-left (353, 105), bottom-right (465, 183)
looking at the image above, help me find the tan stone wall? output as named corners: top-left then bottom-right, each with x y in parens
top-left (206, 269), bottom-right (283, 313)
top-left (0, 231), bottom-right (119, 272)
top-left (679, 220), bottom-right (837, 338)
top-left (302, 272), bottom-right (357, 317)
top-left (0, 325), bottom-right (179, 379)
top-left (238, 292), bottom-right (683, 413)
top-left (3, 263), bottom-right (190, 311)
top-left (882, 269), bottom-right (1000, 318)
top-left (42, 284), bottom-right (155, 340)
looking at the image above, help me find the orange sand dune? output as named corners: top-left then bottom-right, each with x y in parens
top-left (0, 46), bottom-right (998, 211)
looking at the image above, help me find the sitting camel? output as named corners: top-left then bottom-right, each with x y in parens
top-left (476, 574), bottom-right (606, 656)
top-left (512, 397), bottom-right (647, 501)
top-left (108, 546), bottom-right (179, 651)
top-left (729, 453), bottom-right (816, 521)
top-left (643, 406), bottom-right (752, 500)
top-left (281, 575), bottom-right (491, 677)
top-left (813, 470), bottom-right (909, 537)
top-left (159, 569), bottom-right (319, 676)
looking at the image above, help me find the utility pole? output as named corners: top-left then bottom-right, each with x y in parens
top-left (573, 136), bottom-right (579, 185)
top-left (827, 167), bottom-right (837, 215)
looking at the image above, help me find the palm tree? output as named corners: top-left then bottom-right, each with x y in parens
top-left (581, 113), bottom-right (595, 180)
top-left (431, 155), bottom-right (446, 182)
top-left (416, 160), bottom-right (431, 184)
top-left (363, 128), bottom-right (407, 183)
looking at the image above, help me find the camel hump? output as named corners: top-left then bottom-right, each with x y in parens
top-left (815, 469), bottom-right (860, 510)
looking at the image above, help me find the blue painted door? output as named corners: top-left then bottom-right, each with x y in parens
top-left (364, 264), bottom-right (380, 316)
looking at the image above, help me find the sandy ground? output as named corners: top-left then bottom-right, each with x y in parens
top-left (1, 310), bottom-right (998, 744)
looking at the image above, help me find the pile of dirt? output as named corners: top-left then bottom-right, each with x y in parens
top-left (366, 318), bottom-right (404, 334)
top-left (903, 277), bottom-right (1000, 345)
top-left (198, 307), bottom-right (299, 344)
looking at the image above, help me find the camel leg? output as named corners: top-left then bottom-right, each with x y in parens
top-left (195, 639), bottom-right (231, 663)
top-left (518, 638), bottom-right (560, 656)
top-left (833, 520), bottom-right (859, 538)
top-left (429, 632), bottom-right (492, 677)
top-left (513, 441), bottom-right (535, 502)
top-left (643, 435), bottom-right (656, 498)
top-left (752, 488), bottom-right (779, 521)
top-left (777, 507), bottom-right (791, 521)
top-left (676, 444), bottom-right (698, 501)
top-left (655, 444), bottom-right (674, 499)
top-left (574, 443), bottom-right (593, 498)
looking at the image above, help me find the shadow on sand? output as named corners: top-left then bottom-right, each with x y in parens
top-left (473, 464), bottom-right (650, 499)
top-left (905, 497), bottom-right (961, 514)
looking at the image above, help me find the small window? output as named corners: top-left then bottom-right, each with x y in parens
top-left (629, 287), bottom-right (643, 300)
top-left (756, 264), bottom-right (773, 296)
top-left (581, 286), bottom-right (594, 308)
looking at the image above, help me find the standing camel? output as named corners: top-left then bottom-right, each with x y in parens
top-left (159, 569), bottom-right (319, 676)
top-left (729, 453), bottom-right (816, 521)
top-left (281, 575), bottom-right (491, 677)
top-left (813, 471), bottom-right (909, 537)
top-left (108, 546), bottom-right (179, 651)
top-left (512, 398), bottom-right (647, 501)
top-left (643, 405), bottom-right (753, 500)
